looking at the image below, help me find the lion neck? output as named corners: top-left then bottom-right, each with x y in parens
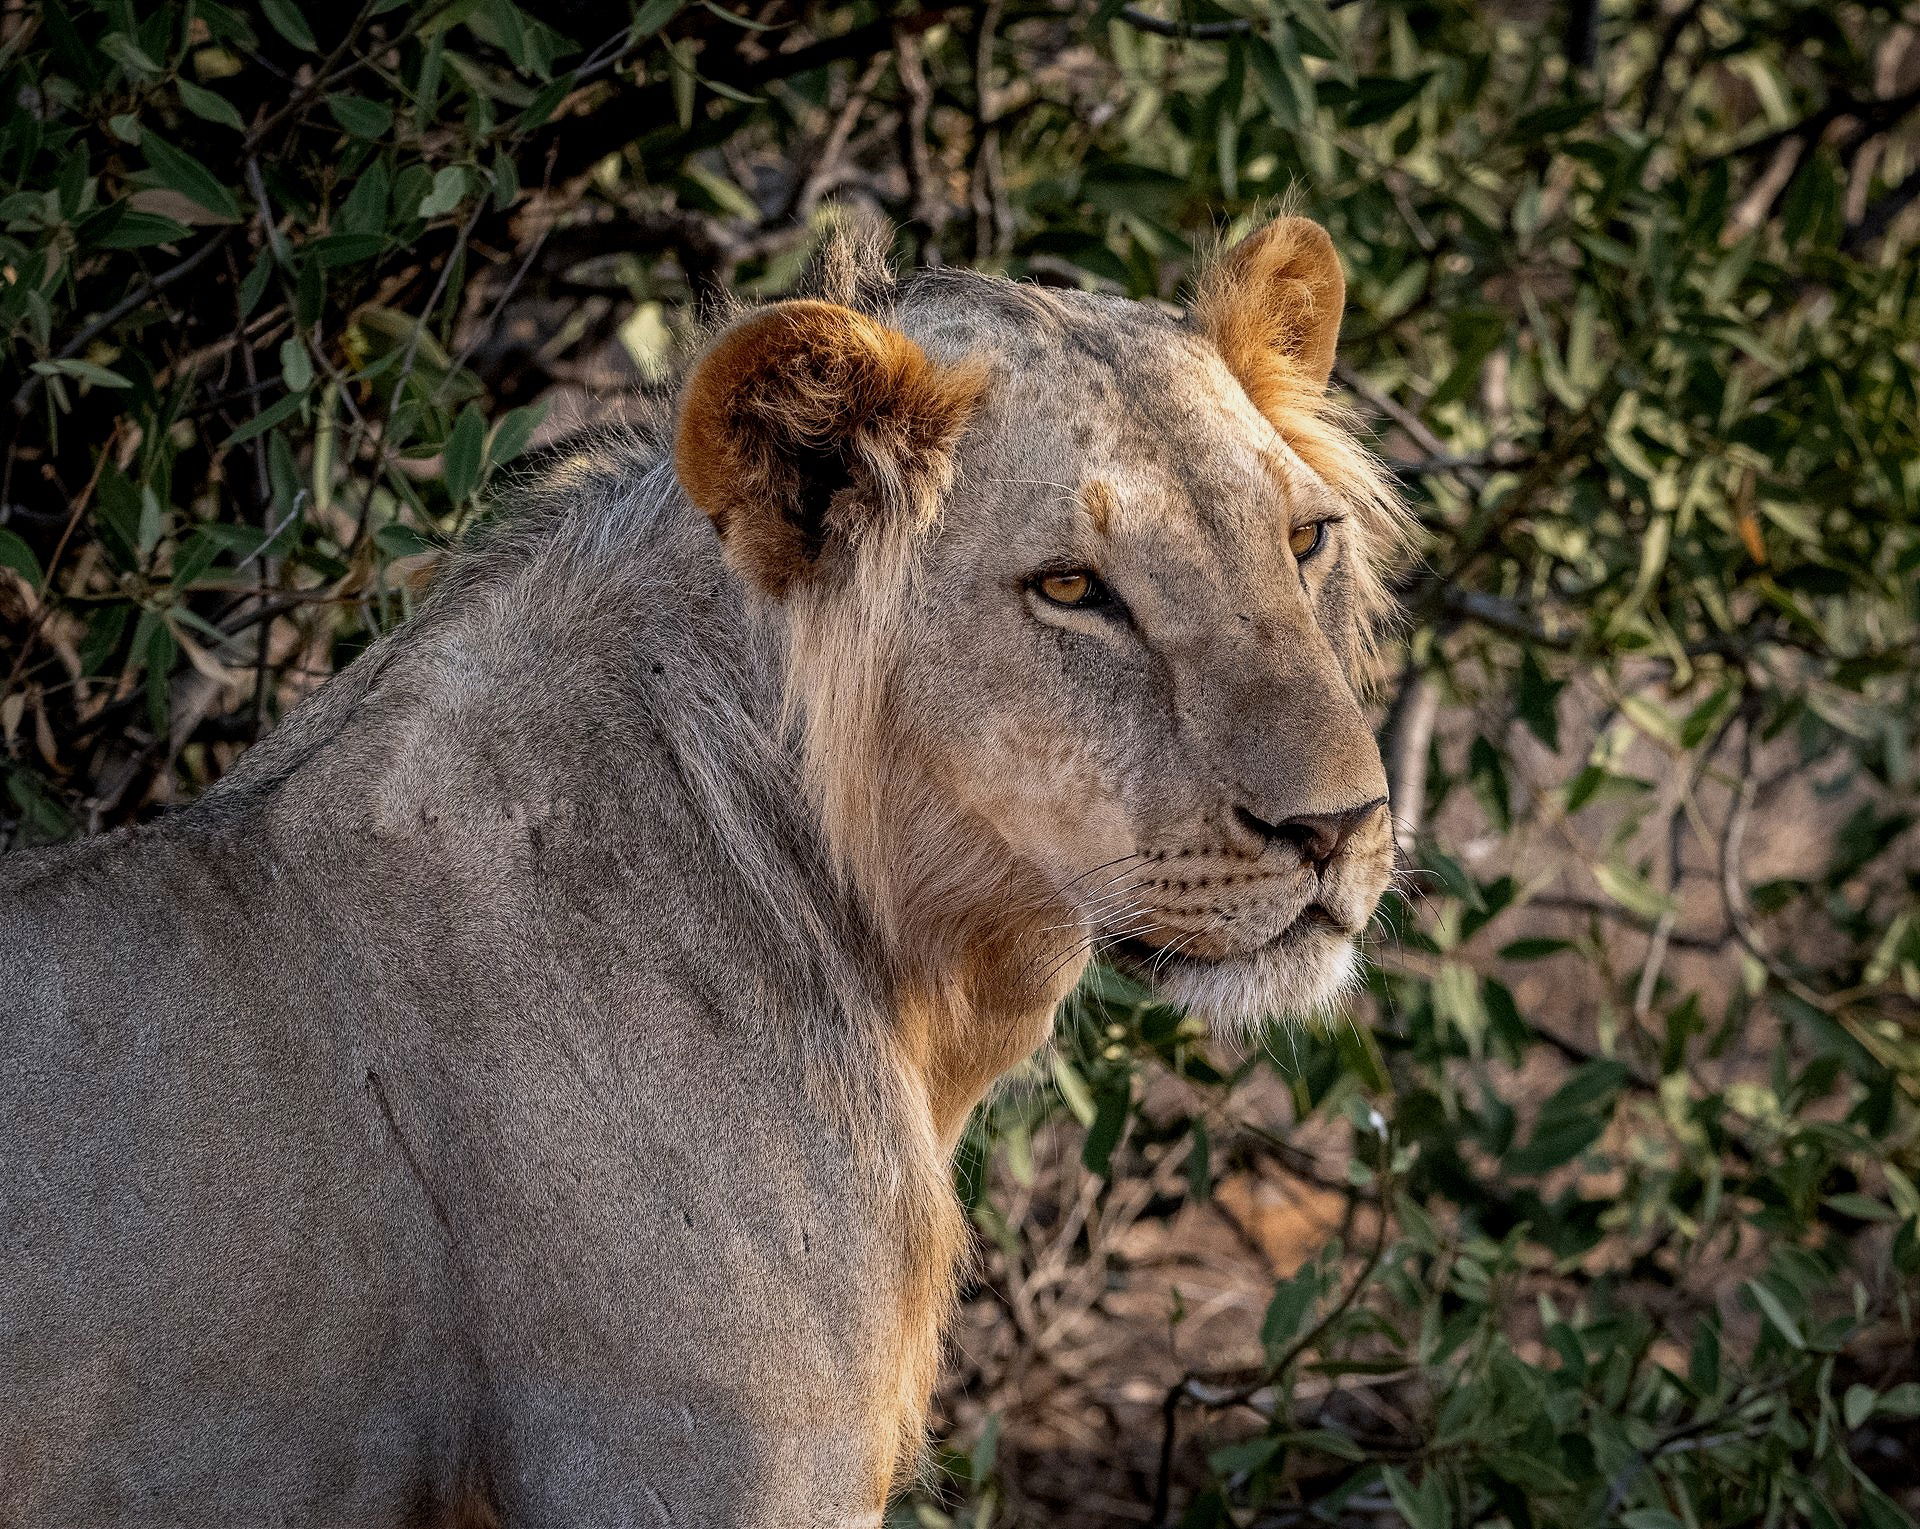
top-left (778, 588), bottom-right (1080, 1147)
top-left (246, 443), bottom-right (1070, 1158)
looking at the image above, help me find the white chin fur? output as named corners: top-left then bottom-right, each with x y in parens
top-left (1150, 934), bottom-right (1360, 1038)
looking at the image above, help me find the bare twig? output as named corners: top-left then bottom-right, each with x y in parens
top-left (1844, 164), bottom-right (1920, 254)
top-left (795, 53), bottom-right (890, 218)
top-left (1116, 0), bottom-right (1359, 40)
top-left (1381, 664), bottom-right (1440, 860)
top-left (9, 233), bottom-right (234, 416)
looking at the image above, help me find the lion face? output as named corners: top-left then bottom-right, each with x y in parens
top-left (677, 217), bottom-right (1407, 1034)
top-left (901, 333), bottom-right (1394, 1029)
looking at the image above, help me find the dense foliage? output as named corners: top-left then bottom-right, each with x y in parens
top-left (2, 1), bottom-right (1916, 1524)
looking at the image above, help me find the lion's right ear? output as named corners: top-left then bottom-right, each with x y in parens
top-left (1194, 216), bottom-right (1346, 415)
top-left (675, 301), bottom-right (985, 598)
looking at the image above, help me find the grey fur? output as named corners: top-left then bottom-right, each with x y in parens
top-left (3, 430), bottom-right (908, 1527)
top-left (1, 246), bottom-right (1397, 1526)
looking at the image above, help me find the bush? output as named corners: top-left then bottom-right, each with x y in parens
top-left (2, 2), bottom-right (1916, 1524)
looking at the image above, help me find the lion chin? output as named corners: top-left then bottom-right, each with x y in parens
top-left (1105, 920), bottom-right (1363, 1038)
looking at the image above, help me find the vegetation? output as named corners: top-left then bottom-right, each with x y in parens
top-left (2, 1), bottom-right (1916, 1524)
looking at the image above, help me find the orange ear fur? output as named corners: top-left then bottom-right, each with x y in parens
top-left (675, 300), bottom-right (985, 597)
top-left (1194, 215), bottom-right (1346, 412)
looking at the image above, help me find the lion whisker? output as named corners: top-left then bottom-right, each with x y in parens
top-left (1020, 900), bottom-right (1150, 981)
top-left (1145, 918), bottom-right (1220, 982)
top-left (1053, 850), bottom-right (1146, 897)
top-left (1033, 911), bottom-right (1161, 991)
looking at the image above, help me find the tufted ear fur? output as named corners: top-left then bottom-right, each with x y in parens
top-left (675, 301), bottom-right (986, 598)
top-left (1194, 216), bottom-right (1346, 410)
top-left (800, 203), bottom-right (900, 314)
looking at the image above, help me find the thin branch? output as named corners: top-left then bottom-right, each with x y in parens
top-left (1337, 361), bottom-right (1490, 495)
top-left (1381, 664), bottom-right (1440, 860)
top-left (1719, 82), bottom-right (1920, 167)
top-left (1843, 164), bottom-right (1920, 254)
top-left (9, 232), bottom-right (234, 415)
top-left (1117, 0), bottom-right (1359, 39)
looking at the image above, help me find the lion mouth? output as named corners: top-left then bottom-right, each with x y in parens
top-left (1097, 901), bottom-right (1365, 1030)
top-left (1104, 902), bottom-right (1349, 972)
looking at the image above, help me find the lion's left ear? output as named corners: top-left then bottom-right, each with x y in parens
top-left (675, 300), bottom-right (985, 598)
top-left (1193, 216), bottom-right (1346, 409)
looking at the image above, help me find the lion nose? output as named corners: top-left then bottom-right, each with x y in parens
top-left (1234, 797), bottom-right (1386, 872)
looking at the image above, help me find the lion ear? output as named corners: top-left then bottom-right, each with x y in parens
top-left (1194, 216), bottom-right (1346, 407)
top-left (675, 301), bottom-right (985, 598)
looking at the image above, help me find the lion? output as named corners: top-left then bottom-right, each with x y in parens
top-left (0, 214), bottom-right (1406, 1527)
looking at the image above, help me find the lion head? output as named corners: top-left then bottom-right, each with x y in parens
top-left (675, 216), bottom-right (1408, 1102)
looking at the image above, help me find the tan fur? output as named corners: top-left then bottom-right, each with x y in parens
top-left (1081, 477), bottom-right (1118, 534)
top-left (673, 216), bottom-right (1413, 1160)
top-left (1195, 217), bottom-right (1412, 668)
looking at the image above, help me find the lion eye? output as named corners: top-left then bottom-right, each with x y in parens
top-left (1289, 520), bottom-right (1329, 561)
top-left (1035, 570), bottom-right (1104, 608)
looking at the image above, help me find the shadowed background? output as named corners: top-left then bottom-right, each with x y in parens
top-left (1, 2), bottom-right (1917, 1524)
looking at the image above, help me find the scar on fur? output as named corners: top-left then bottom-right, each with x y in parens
top-left (1080, 478), bottom-right (1117, 534)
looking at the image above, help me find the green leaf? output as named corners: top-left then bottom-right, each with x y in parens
top-left (487, 400), bottom-right (549, 469)
top-left (177, 80), bottom-right (246, 132)
top-left (139, 136), bottom-right (241, 223)
top-left (1744, 1280), bottom-right (1806, 1349)
top-left (1515, 648), bottom-right (1562, 750)
top-left (631, 0), bottom-right (685, 36)
top-left (31, 358), bottom-right (131, 389)
top-left (279, 337), bottom-right (313, 394)
top-left (0, 528), bottom-right (43, 586)
top-left (375, 523), bottom-right (436, 558)
top-left (1080, 1073), bottom-right (1131, 1177)
top-left (1282, 0), bottom-right (1351, 76)
top-left (1382, 1466), bottom-right (1451, 1529)
top-left (1421, 850), bottom-right (1484, 911)
top-left (327, 95), bottom-right (393, 138)
top-left (1565, 766), bottom-right (1651, 813)
top-left (1505, 1113), bottom-right (1604, 1175)
top-left (311, 233), bottom-right (387, 269)
top-left (1207, 1435), bottom-right (1280, 1478)
top-left (1846, 1384), bottom-right (1877, 1430)
top-left (1272, 1428), bottom-right (1365, 1462)
top-left (1249, 32), bottom-right (1314, 132)
top-left (1825, 1192), bottom-right (1897, 1222)
top-left (93, 210), bottom-right (194, 248)
top-left (1499, 937), bottom-right (1573, 961)
top-left (1051, 1056), bottom-right (1096, 1128)
top-left (1335, 72), bottom-right (1429, 127)
top-left (1878, 1383), bottom-right (1920, 1418)
top-left (1685, 1332), bottom-right (1723, 1413)
top-left (261, 0), bottom-right (318, 50)
top-left (100, 32), bottom-right (163, 78)
top-left (443, 405), bottom-right (487, 502)
top-left (1593, 861), bottom-right (1677, 923)
top-left (337, 161), bottom-right (391, 236)
top-left (1260, 1267), bottom-right (1320, 1356)
top-left (222, 390), bottom-right (306, 447)
top-left (417, 166), bottom-right (469, 219)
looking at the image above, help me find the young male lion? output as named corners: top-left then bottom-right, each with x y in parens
top-left (0, 215), bottom-right (1405, 1527)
